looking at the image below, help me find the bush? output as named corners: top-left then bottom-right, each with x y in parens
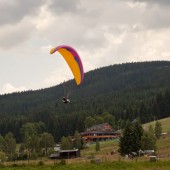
top-left (38, 161), bottom-right (45, 166)
top-left (12, 163), bottom-right (18, 167)
top-left (90, 159), bottom-right (101, 164)
top-left (31, 152), bottom-right (38, 159)
top-left (59, 159), bottom-right (66, 165)
top-left (0, 151), bottom-right (6, 162)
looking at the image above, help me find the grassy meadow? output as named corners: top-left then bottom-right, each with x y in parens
top-left (143, 117), bottom-right (170, 133)
top-left (143, 117), bottom-right (170, 157)
top-left (1, 160), bottom-right (170, 170)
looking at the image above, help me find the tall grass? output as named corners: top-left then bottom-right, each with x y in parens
top-left (1, 160), bottom-right (170, 170)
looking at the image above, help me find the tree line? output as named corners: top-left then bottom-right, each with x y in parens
top-left (0, 89), bottom-right (169, 143)
top-left (0, 61), bottom-right (170, 142)
top-left (0, 118), bottom-right (163, 162)
top-left (0, 123), bottom-right (84, 161)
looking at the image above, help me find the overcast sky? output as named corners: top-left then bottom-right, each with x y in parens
top-left (0, 0), bottom-right (170, 94)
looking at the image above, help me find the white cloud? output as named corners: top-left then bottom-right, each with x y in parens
top-left (0, 83), bottom-right (27, 94)
top-left (44, 70), bottom-right (70, 86)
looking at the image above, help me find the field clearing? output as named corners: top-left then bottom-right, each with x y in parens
top-left (81, 139), bottom-right (119, 155)
top-left (143, 117), bottom-right (170, 158)
top-left (143, 117), bottom-right (170, 133)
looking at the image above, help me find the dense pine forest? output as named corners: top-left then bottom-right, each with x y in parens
top-left (0, 61), bottom-right (170, 142)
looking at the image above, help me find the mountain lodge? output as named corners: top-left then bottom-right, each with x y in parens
top-left (81, 123), bottom-right (120, 143)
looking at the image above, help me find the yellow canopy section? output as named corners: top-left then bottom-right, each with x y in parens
top-left (57, 48), bottom-right (81, 85)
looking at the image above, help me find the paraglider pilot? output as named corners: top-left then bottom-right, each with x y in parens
top-left (62, 97), bottom-right (70, 104)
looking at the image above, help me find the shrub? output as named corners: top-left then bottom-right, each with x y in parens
top-left (38, 161), bottom-right (45, 166)
top-left (59, 159), bottom-right (66, 165)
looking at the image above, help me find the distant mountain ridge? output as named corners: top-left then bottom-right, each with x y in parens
top-left (0, 61), bottom-right (170, 113)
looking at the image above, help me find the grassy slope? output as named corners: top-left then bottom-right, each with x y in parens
top-left (144, 117), bottom-right (170, 156)
top-left (143, 117), bottom-right (170, 133)
top-left (142, 117), bottom-right (170, 156)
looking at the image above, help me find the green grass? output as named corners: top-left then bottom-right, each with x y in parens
top-left (157, 137), bottom-right (170, 149)
top-left (143, 117), bottom-right (170, 133)
top-left (85, 139), bottom-right (119, 150)
top-left (81, 139), bottom-right (119, 157)
top-left (1, 161), bottom-right (170, 170)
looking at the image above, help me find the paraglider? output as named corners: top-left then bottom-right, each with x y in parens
top-left (50, 45), bottom-right (84, 103)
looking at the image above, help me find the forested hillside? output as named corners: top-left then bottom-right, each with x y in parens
top-left (0, 61), bottom-right (170, 142)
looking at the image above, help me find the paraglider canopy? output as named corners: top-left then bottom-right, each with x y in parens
top-left (50, 45), bottom-right (84, 85)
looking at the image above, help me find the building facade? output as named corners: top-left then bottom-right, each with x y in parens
top-left (81, 123), bottom-right (120, 143)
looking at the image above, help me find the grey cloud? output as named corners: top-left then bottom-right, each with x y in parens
top-left (0, 21), bottom-right (35, 48)
top-left (49, 0), bottom-right (81, 14)
top-left (121, 0), bottom-right (170, 30)
top-left (0, 0), bottom-right (46, 25)
top-left (144, 11), bottom-right (170, 29)
top-left (138, 3), bottom-right (170, 30)
top-left (127, 0), bottom-right (170, 6)
top-left (46, 1), bottom-right (133, 50)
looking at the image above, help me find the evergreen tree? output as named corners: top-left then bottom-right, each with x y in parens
top-left (119, 122), bottom-right (134, 156)
top-left (120, 119), bottom-right (126, 129)
top-left (132, 119), bottom-right (144, 152)
top-left (154, 121), bottom-right (162, 139)
top-left (119, 120), bottom-right (143, 156)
